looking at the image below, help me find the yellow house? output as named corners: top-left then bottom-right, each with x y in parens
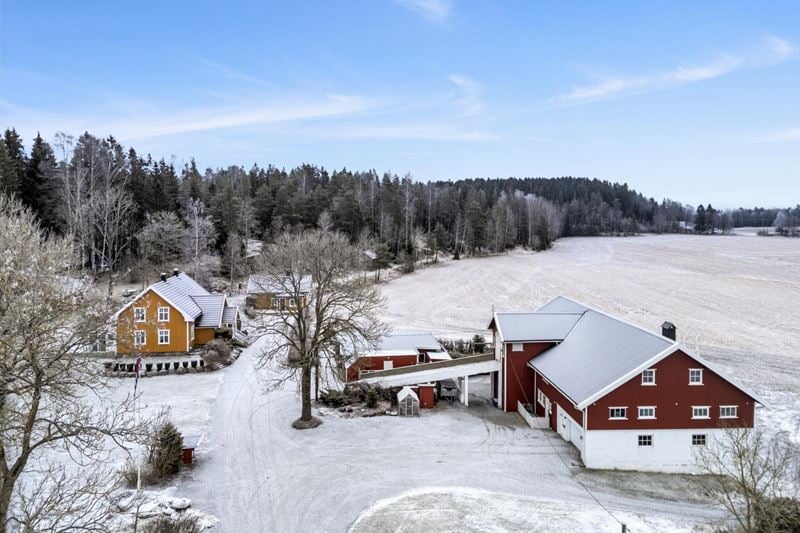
top-left (113, 269), bottom-right (241, 355)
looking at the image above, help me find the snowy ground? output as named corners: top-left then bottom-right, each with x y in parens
top-left (94, 234), bottom-right (798, 532)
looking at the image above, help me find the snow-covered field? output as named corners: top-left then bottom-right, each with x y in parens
top-left (382, 234), bottom-right (800, 442)
top-left (96, 234), bottom-right (798, 532)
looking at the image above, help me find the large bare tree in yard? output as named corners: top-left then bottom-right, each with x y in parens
top-left (695, 426), bottom-right (799, 532)
top-left (254, 229), bottom-right (386, 429)
top-left (0, 197), bottom-right (138, 531)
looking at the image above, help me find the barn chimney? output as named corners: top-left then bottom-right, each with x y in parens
top-left (661, 321), bottom-right (676, 341)
top-left (160, 272), bottom-right (167, 282)
top-left (173, 268), bottom-right (179, 277)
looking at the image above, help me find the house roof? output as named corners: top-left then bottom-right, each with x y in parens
top-left (490, 312), bottom-right (582, 342)
top-left (191, 294), bottom-right (226, 328)
top-left (221, 305), bottom-right (239, 325)
top-left (247, 274), bottom-right (312, 296)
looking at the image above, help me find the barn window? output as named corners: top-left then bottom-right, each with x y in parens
top-left (637, 406), bottom-right (656, 419)
top-left (511, 343), bottom-right (523, 352)
top-left (641, 369), bottom-right (656, 385)
top-left (692, 406), bottom-right (710, 419)
top-left (158, 329), bottom-right (170, 345)
top-left (689, 369), bottom-right (703, 385)
top-left (719, 405), bottom-right (738, 419)
top-left (134, 330), bottom-right (146, 346)
top-left (608, 407), bottom-right (627, 420)
top-left (134, 307), bottom-right (146, 322)
top-left (637, 435), bottom-right (653, 447)
top-left (157, 307), bottom-right (170, 322)
top-left (692, 434), bottom-right (707, 446)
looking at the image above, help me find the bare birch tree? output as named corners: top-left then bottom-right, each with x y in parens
top-left (253, 229), bottom-right (386, 429)
top-left (0, 197), bottom-right (140, 532)
top-left (695, 426), bottom-right (799, 532)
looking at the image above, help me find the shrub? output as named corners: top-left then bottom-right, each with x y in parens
top-left (365, 388), bottom-right (379, 408)
top-left (755, 497), bottom-right (800, 532)
top-left (320, 389), bottom-right (346, 407)
top-left (141, 514), bottom-right (203, 533)
top-left (201, 338), bottom-right (233, 369)
top-left (150, 422), bottom-right (183, 479)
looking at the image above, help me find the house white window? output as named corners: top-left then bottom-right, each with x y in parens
top-left (158, 329), bottom-right (170, 345)
top-left (720, 405), bottom-right (738, 419)
top-left (609, 407), bottom-right (628, 420)
top-left (638, 406), bottom-right (656, 420)
top-left (692, 406), bottom-right (710, 419)
top-left (537, 389), bottom-right (546, 407)
top-left (689, 368), bottom-right (704, 385)
top-left (641, 368), bottom-right (656, 385)
top-left (289, 297), bottom-right (297, 307)
top-left (511, 343), bottom-right (523, 352)
top-left (157, 306), bottom-right (170, 322)
top-left (692, 434), bottom-right (707, 446)
top-left (133, 307), bottom-right (146, 323)
top-left (133, 330), bottom-right (146, 346)
top-left (638, 435), bottom-right (653, 447)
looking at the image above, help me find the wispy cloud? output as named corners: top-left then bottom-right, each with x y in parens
top-left (394, 0), bottom-right (452, 23)
top-left (751, 126), bottom-right (800, 143)
top-left (192, 56), bottom-right (276, 88)
top-left (551, 35), bottom-right (797, 106)
top-left (332, 122), bottom-right (496, 141)
top-left (447, 74), bottom-right (484, 117)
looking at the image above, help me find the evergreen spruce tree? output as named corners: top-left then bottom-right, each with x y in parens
top-left (0, 128), bottom-right (27, 197)
top-left (23, 133), bottom-right (57, 223)
top-left (150, 422), bottom-right (183, 478)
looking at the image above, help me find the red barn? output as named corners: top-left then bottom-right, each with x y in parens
top-left (489, 296), bottom-right (760, 473)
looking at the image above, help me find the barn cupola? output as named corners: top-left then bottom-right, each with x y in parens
top-left (661, 321), bottom-right (676, 341)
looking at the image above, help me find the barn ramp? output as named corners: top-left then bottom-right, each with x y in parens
top-left (357, 354), bottom-right (499, 405)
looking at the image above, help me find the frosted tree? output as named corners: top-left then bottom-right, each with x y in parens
top-left (254, 229), bottom-right (386, 429)
top-left (0, 197), bottom-right (139, 531)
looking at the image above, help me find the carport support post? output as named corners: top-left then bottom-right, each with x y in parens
top-left (463, 375), bottom-right (469, 406)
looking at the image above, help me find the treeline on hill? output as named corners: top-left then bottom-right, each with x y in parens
top-left (0, 128), bottom-right (796, 286)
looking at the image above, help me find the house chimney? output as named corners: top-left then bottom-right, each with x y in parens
top-left (661, 321), bottom-right (676, 341)
top-left (173, 268), bottom-right (179, 277)
top-left (160, 272), bottom-right (167, 282)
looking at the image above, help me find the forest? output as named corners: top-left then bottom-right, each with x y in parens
top-left (0, 127), bottom-right (797, 287)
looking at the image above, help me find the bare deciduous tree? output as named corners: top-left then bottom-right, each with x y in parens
top-left (182, 199), bottom-right (216, 281)
top-left (0, 197), bottom-right (140, 531)
top-left (253, 229), bottom-right (386, 429)
top-left (695, 426), bottom-right (799, 532)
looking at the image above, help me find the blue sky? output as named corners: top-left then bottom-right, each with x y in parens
top-left (1, 1), bottom-right (798, 207)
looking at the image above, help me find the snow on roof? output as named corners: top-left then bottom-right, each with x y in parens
top-left (151, 272), bottom-right (210, 320)
top-left (377, 332), bottom-right (443, 352)
top-left (491, 312), bottom-right (582, 342)
top-left (221, 305), bottom-right (239, 325)
top-left (397, 386), bottom-right (419, 401)
top-left (534, 295), bottom-right (590, 314)
top-left (191, 294), bottom-right (226, 327)
top-left (247, 274), bottom-right (312, 296)
top-left (528, 308), bottom-right (676, 406)
top-left (427, 351), bottom-right (452, 361)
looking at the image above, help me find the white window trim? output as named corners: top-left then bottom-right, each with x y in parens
top-left (689, 368), bottom-right (704, 385)
top-left (719, 405), bottom-right (739, 419)
top-left (641, 368), bottom-right (656, 386)
top-left (692, 434), bottom-right (707, 446)
top-left (134, 307), bottom-right (146, 323)
top-left (637, 406), bottom-right (656, 420)
top-left (289, 297), bottom-right (297, 306)
top-left (133, 330), bottom-right (146, 346)
top-left (157, 306), bottom-right (170, 322)
top-left (637, 434), bottom-right (654, 447)
top-left (692, 405), bottom-right (710, 419)
top-left (511, 343), bottom-right (523, 352)
top-left (157, 329), bottom-right (170, 345)
top-left (608, 407), bottom-right (628, 420)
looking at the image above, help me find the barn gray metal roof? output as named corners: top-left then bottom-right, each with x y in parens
top-left (535, 295), bottom-right (590, 314)
top-left (491, 312), bottom-right (582, 342)
top-left (528, 304), bottom-right (676, 406)
top-left (191, 294), bottom-right (227, 327)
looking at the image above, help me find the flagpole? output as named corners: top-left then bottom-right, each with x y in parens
top-left (134, 354), bottom-right (142, 492)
